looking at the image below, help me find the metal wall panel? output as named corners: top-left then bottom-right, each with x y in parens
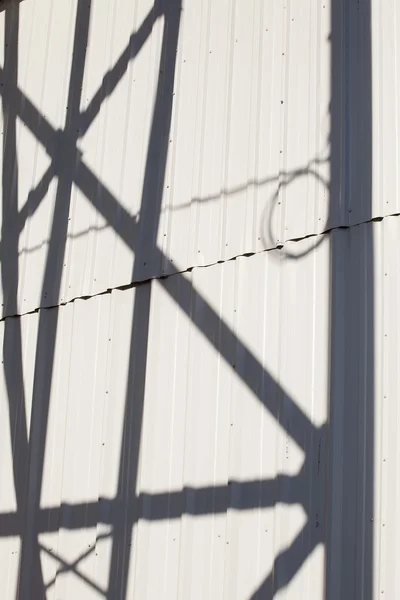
top-left (0, 0), bottom-right (398, 598)
top-left (0, 0), bottom-right (329, 314)
top-left (0, 0), bottom-right (398, 315)
top-left (0, 215), bottom-right (397, 598)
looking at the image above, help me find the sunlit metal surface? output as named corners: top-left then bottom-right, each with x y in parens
top-left (0, 0), bottom-right (397, 315)
top-left (0, 0), bottom-right (398, 598)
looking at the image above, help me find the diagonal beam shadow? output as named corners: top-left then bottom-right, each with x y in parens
top-left (0, 1), bottom-right (157, 245)
top-left (40, 532), bottom-right (112, 595)
top-left (0, 1), bottom-right (327, 598)
top-left (40, 544), bottom-right (107, 597)
top-left (1, 3), bottom-right (185, 599)
top-left (1, 1), bottom-right (163, 228)
top-left (78, 3), bottom-right (162, 137)
top-left (1, 24), bottom-right (319, 600)
top-left (0, 63), bottom-right (316, 451)
top-left (34, 131), bottom-right (322, 596)
top-left (0, 3), bottom-right (180, 599)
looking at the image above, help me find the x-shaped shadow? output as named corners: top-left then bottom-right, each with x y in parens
top-left (1, 1), bottom-right (327, 597)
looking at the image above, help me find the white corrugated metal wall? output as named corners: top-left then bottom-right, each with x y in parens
top-left (0, 0), bottom-right (398, 598)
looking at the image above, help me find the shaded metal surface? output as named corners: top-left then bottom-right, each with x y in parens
top-left (0, 217), bottom-right (396, 597)
top-left (0, 0), bottom-right (397, 314)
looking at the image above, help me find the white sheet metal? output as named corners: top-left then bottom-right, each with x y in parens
top-left (0, 0), bottom-right (398, 598)
top-left (0, 216), bottom-right (397, 598)
top-left (0, 0), bottom-right (398, 315)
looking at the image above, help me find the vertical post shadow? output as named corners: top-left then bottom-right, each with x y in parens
top-left (14, 2), bottom-right (93, 597)
top-left (0, 2), bottom-right (41, 595)
top-left (105, 1), bottom-right (181, 597)
top-left (326, 1), bottom-right (373, 599)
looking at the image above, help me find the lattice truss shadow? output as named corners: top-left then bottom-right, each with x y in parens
top-left (0, 1), bottom-right (326, 598)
